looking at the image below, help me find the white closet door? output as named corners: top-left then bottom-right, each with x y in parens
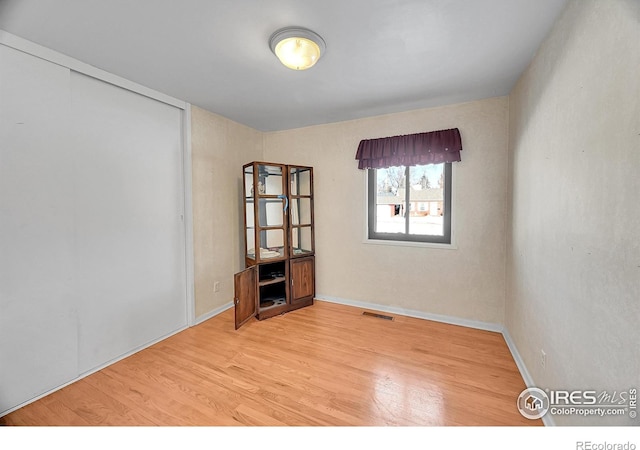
top-left (0, 45), bottom-right (78, 412)
top-left (70, 73), bottom-right (187, 373)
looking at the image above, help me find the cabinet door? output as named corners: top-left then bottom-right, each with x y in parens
top-left (244, 163), bottom-right (288, 263)
top-left (290, 257), bottom-right (315, 303)
top-left (234, 266), bottom-right (258, 329)
top-left (288, 166), bottom-right (314, 257)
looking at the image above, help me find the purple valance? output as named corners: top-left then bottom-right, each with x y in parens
top-left (355, 128), bottom-right (462, 169)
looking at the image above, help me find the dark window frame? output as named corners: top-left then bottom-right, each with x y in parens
top-left (367, 163), bottom-right (452, 244)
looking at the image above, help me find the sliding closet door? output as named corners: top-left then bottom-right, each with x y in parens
top-left (0, 45), bottom-right (78, 412)
top-left (70, 73), bottom-right (188, 373)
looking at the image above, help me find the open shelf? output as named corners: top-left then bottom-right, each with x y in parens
top-left (259, 276), bottom-right (286, 286)
top-left (259, 297), bottom-right (286, 311)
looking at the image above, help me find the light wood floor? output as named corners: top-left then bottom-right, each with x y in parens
top-left (1, 300), bottom-right (541, 426)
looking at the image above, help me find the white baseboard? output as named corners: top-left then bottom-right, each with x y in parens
top-left (316, 294), bottom-right (503, 333)
top-left (0, 323), bottom-right (189, 418)
top-left (194, 301), bottom-right (234, 325)
top-left (2, 301), bottom-right (235, 418)
top-left (502, 328), bottom-right (556, 427)
top-left (501, 328), bottom-right (536, 388)
top-left (316, 294), bottom-right (553, 426)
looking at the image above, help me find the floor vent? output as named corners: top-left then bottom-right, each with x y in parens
top-left (362, 311), bottom-right (394, 321)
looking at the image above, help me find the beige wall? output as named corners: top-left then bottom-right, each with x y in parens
top-left (507, 0), bottom-right (640, 425)
top-left (264, 97), bottom-right (509, 324)
top-left (191, 106), bottom-right (262, 318)
top-left (186, 0), bottom-right (638, 426)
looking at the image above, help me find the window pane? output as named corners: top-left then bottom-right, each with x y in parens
top-left (408, 164), bottom-right (445, 236)
top-left (368, 163), bottom-right (451, 244)
top-left (375, 166), bottom-right (406, 234)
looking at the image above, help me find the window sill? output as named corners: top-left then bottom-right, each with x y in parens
top-left (362, 238), bottom-right (458, 250)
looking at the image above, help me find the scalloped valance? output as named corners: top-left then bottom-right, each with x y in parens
top-left (355, 128), bottom-right (462, 169)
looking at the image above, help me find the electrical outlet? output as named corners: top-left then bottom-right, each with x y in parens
top-left (540, 349), bottom-right (546, 369)
top-left (214, 281), bottom-right (220, 292)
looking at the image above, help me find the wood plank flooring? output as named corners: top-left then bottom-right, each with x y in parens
top-left (0, 300), bottom-right (541, 426)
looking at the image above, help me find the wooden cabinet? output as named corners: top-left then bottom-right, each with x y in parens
top-left (234, 162), bottom-right (315, 329)
top-left (290, 256), bottom-right (315, 303)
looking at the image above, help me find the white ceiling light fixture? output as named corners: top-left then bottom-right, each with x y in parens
top-left (269, 27), bottom-right (326, 70)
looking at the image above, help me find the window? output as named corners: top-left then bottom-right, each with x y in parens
top-left (368, 163), bottom-right (452, 244)
top-left (355, 127), bottom-right (461, 244)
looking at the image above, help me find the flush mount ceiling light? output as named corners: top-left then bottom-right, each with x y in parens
top-left (269, 27), bottom-right (326, 70)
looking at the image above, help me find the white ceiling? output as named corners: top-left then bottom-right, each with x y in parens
top-left (0, 0), bottom-right (569, 132)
